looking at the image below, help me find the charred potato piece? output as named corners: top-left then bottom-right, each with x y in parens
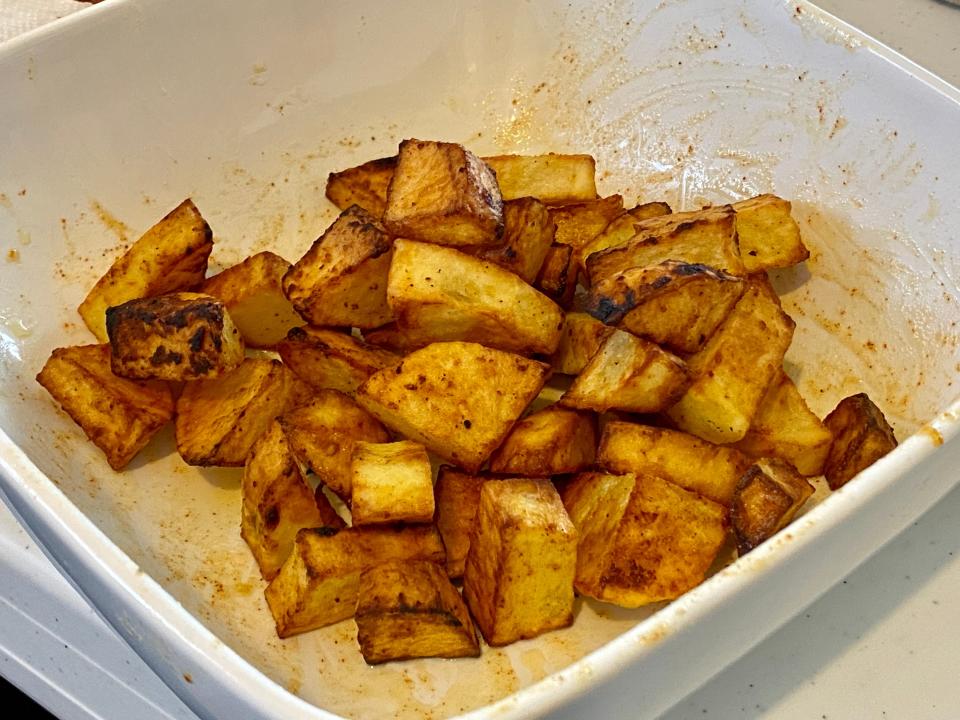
top-left (434, 467), bottom-right (488, 578)
top-left (483, 153), bottom-right (597, 204)
top-left (489, 406), bottom-right (597, 476)
top-left (79, 199), bottom-right (213, 342)
top-left (561, 472), bottom-right (727, 607)
top-left (534, 242), bottom-right (578, 309)
top-left (733, 194), bottom-right (809, 272)
top-left (280, 389), bottom-right (390, 501)
top-left (350, 441), bottom-right (435, 525)
top-left (585, 205), bottom-right (743, 284)
top-left (265, 525), bottom-right (446, 638)
top-left (175, 358), bottom-right (294, 466)
top-left (470, 197), bottom-right (555, 283)
top-left (356, 560), bottom-right (480, 664)
top-left (200, 251), bottom-right (302, 348)
top-left (580, 201), bottom-right (673, 264)
top-left (277, 326), bottom-right (398, 396)
top-left (551, 312), bottom-right (612, 375)
top-left (387, 239), bottom-right (564, 356)
top-left (241, 421), bottom-right (343, 580)
top-left (731, 458), bottom-right (814, 555)
top-left (282, 205), bottom-right (393, 329)
top-left (463, 479), bottom-right (577, 646)
top-left (597, 421), bottom-right (752, 506)
top-left (822, 393), bottom-right (898, 490)
top-left (383, 139), bottom-right (504, 247)
top-left (587, 261), bottom-right (745, 354)
top-left (560, 329), bottom-right (690, 414)
top-left (36, 344), bottom-right (174, 470)
top-left (667, 279), bottom-right (795, 444)
top-left (105, 292), bottom-right (244, 381)
top-left (549, 194), bottom-right (624, 269)
top-left (357, 342), bottom-right (550, 472)
top-left (325, 156), bottom-right (397, 216)
top-left (733, 370), bottom-right (833, 477)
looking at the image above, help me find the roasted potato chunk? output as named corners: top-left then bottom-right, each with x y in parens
top-left (551, 312), bottom-right (612, 375)
top-left (733, 194), bottom-right (809, 272)
top-left (470, 197), bottom-right (555, 283)
top-left (562, 472), bottom-right (727, 607)
top-left (358, 342), bottom-right (550, 472)
top-left (434, 467), bottom-right (488, 578)
top-left (560, 329), bottom-right (690, 414)
top-left (175, 358), bottom-right (294, 466)
top-left (585, 205), bottom-right (743, 284)
top-left (383, 139), bottom-right (504, 247)
top-left (550, 195), bottom-right (624, 269)
top-left (200, 251), bottom-right (302, 348)
top-left (733, 370), bottom-right (833, 476)
top-left (822, 393), bottom-right (898, 490)
top-left (241, 421), bottom-right (343, 580)
top-left (667, 279), bottom-right (795, 444)
top-left (483, 153), bottom-right (597, 204)
top-left (78, 199), bottom-right (213, 342)
top-left (387, 239), bottom-right (564, 356)
top-left (282, 205), bottom-right (393, 329)
top-left (279, 389), bottom-right (390, 501)
top-left (277, 326), bottom-right (398, 396)
top-left (356, 560), bottom-right (480, 664)
top-left (597, 421), bottom-right (751, 506)
top-left (350, 441), bottom-right (435, 525)
top-left (360, 322), bottom-right (424, 354)
top-left (36, 344), bottom-right (174, 470)
top-left (580, 201), bottom-right (673, 265)
top-left (489, 407), bottom-right (597, 476)
top-left (587, 261), bottom-right (745, 353)
top-left (731, 458), bottom-right (814, 555)
top-left (105, 292), bottom-right (244, 381)
top-left (463, 479), bottom-right (577, 646)
top-left (534, 242), bottom-right (578, 309)
top-left (325, 156), bottom-right (397, 216)
top-left (265, 525), bottom-right (446, 638)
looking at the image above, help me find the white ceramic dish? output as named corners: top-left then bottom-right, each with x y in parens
top-left (1, 1), bottom-right (959, 718)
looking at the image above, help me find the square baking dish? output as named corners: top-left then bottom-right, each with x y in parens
top-left (2, 1), bottom-right (959, 718)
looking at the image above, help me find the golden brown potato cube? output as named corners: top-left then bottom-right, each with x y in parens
top-left (822, 393), bottom-right (898, 490)
top-left (585, 205), bottom-right (743, 284)
top-left (733, 370), bottom-right (833, 476)
top-left (105, 292), bottom-right (244, 381)
top-left (175, 358), bottom-right (294, 466)
top-left (561, 472), bottom-right (727, 607)
top-left (350, 441), bottom-right (435, 525)
top-left (277, 326), bottom-right (398, 396)
top-left (550, 312), bottom-right (612, 375)
top-left (463, 479), bottom-right (577, 646)
top-left (200, 251), bottom-right (302, 348)
top-left (733, 194), bottom-right (809, 272)
top-left (265, 525), bottom-right (446, 638)
top-left (357, 342), bottom-right (550, 472)
top-left (387, 239), bottom-right (564, 356)
top-left (79, 199), bottom-right (213, 342)
top-left (282, 206), bottom-right (393, 329)
top-left (534, 242), bottom-right (579, 309)
top-left (280, 389), bottom-right (390, 501)
top-left (587, 261), bottom-right (745, 354)
top-left (549, 194), bottom-right (624, 269)
top-left (579, 201), bottom-right (673, 264)
top-left (356, 560), bottom-right (480, 664)
top-left (325, 156), bottom-right (397, 216)
top-left (382, 139), bottom-right (504, 247)
top-left (666, 280), bottom-right (795, 444)
top-left (434, 467), bottom-right (488, 578)
top-left (731, 458), bottom-right (814, 555)
top-left (597, 421), bottom-right (752, 506)
top-left (560, 329), bottom-right (690, 414)
top-left (470, 197), bottom-right (555, 283)
top-left (489, 407), bottom-right (597, 476)
top-left (483, 153), bottom-right (597, 204)
top-left (35, 344), bottom-right (173, 470)
top-left (241, 421), bottom-right (343, 580)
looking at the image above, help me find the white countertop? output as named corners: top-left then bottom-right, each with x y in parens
top-left (1, 2), bottom-right (959, 719)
